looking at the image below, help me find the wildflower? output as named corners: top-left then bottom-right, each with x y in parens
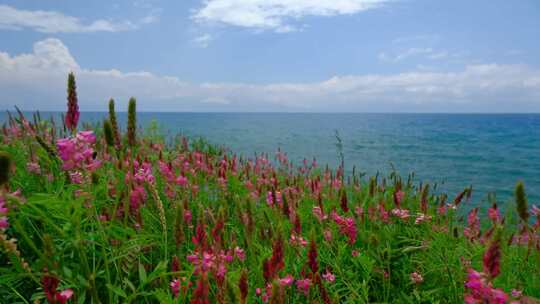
top-left (26, 161), bottom-right (41, 174)
top-left (483, 234), bottom-right (501, 279)
top-left (239, 269), bottom-right (249, 304)
top-left (464, 269), bottom-right (509, 304)
top-left (235, 246), bottom-right (246, 261)
top-left (0, 197), bottom-right (9, 230)
top-left (394, 190), bottom-right (405, 208)
top-left (322, 270), bottom-right (335, 283)
top-left (464, 208), bottom-right (480, 241)
top-left (391, 208), bottom-right (410, 220)
top-left (290, 234), bottom-right (307, 247)
top-left (515, 181), bottom-right (529, 222)
top-left (410, 272), bottom-right (423, 284)
top-left (65, 72), bottom-right (79, 132)
top-left (351, 250), bottom-right (359, 257)
top-left (354, 206), bottom-right (364, 218)
top-left (175, 175), bottom-right (188, 186)
top-left (414, 213), bottom-right (432, 225)
top-left (56, 289), bottom-right (74, 304)
top-left (312, 206), bottom-right (327, 222)
top-left (266, 191), bottom-right (274, 206)
top-left (307, 239), bottom-right (318, 273)
top-left (531, 205), bottom-right (540, 217)
top-left (279, 274), bottom-right (294, 287)
top-left (56, 131), bottom-right (100, 173)
top-left (170, 279), bottom-right (181, 298)
top-left (488, 203), bottom-right (501, 224)
top-left (42, 274), bottom-right (60, 303)
top-left (509, 289), bottom-right (523, 298)
top-left (69, 171), bottom-right (84, 184)
top-left (0, 216), bottom-right (8, 230)
top-left (323, 230), bottom-right (332, 242)
top-left (108, 98), bottom-right (121, 147)
top-left (296, 278), bottom-right (311, 296)
top-left (191, 273), bottom-right (210, 304)
top-left (127, 97), bottom-right (137, 147)
top-left (331, 211), bottom-right (357, 244)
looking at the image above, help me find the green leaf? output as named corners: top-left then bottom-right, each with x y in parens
top-left (106, 283), bottom-right (127, 298)
top-left (138, 263), bottom-right (147, 284)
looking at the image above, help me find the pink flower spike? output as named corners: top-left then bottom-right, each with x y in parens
top-left (56, 289), bottom-right (74, 304)
top-left (279, 274), bottom-right (294, 287)
top-left (295, 278), bottom-right (311, 296)
top-left (170, 279), bottom-right (181, 298)
top-left (410, 272), bottom-right (423, 284)
top-left (234, 246), bottom-right (246, 261)
top-left (322, 270), bottom-right (335, 283)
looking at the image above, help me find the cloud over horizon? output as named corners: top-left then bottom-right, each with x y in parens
top-left (1, 38), bottom-right (539, 112)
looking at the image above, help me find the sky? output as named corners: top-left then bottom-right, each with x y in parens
top-left (0, 0), bottom-right (539, 112)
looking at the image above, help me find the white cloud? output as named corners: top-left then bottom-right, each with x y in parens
top-left (192, 0), bottom-right (388, 32)
top-left (0, 5), bottom-right (149, 33)
top-left (192, 34), bottom-right (214, 48)
top-left (1, 38), bottom-right (539, 112)
top-left (379, 47), bottom-right (465, 63)
top-left (379, 48), bottom-right (434, 62)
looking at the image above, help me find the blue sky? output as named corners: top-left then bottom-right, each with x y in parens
top-left (0, 0), bottom-right (539, 112)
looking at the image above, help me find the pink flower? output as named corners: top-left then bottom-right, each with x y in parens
top-left (488, 205), bottom-right (501, 223)
top-left (511, 289), bottom-right (522, 298)
top-left (69, 171), bottom-right (84, 184)
top-left (170, 279), bottom-right (181, 298)
top-left (391, 208), bottom-right (410, 220)
top-left (266, 191), bottom-right (274, 206)
top-left (56, 289), bottom-right (74, 304)
top-left (26, 162), bottom-right (41, 174)
top-left (331, 211), bottom-right (357, 244)
top-left (175, 175), bottom-right (188, 186)
top-left (354, 206), bottom-right (364, 218)
top-left (0, 216), bottom-right (9, 229)
top-left (464, 268), bottom-right (509, 303)
top-left (279, 274), bottom-right (294, 287)
top-left (322, 270), bottom-right (335, 283)
top-left (295, 278), bottom-right (311, 296)
top-left (414, 213), bottom-right (432, 224)
top-left (530, 205), bottom-right (540, 217)
top-left (410, 272), bottom-right (423, 284)
top-left (234, 246), bottom-right (246, 261)
top-left (394, 190), bottom-right (405, 207)
top-left (56, 131), bottom-right (100, 174)
top-left (312, 206), bottom-right (327, 221)
top-left (290, 234), bottom-right (307, 247)
top-left (351, 250), bottom-right (360, 257)
top-left (323, 229), bottom-right (333, 242)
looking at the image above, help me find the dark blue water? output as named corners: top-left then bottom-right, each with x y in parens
top-left (3, 112), bottom-right (540, 205)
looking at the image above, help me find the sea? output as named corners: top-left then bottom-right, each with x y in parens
top-left (2, 112), bottom-right (539, 206)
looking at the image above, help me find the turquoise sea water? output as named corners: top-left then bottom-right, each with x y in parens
top-left (2, 112), bottom-right (539, 205)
